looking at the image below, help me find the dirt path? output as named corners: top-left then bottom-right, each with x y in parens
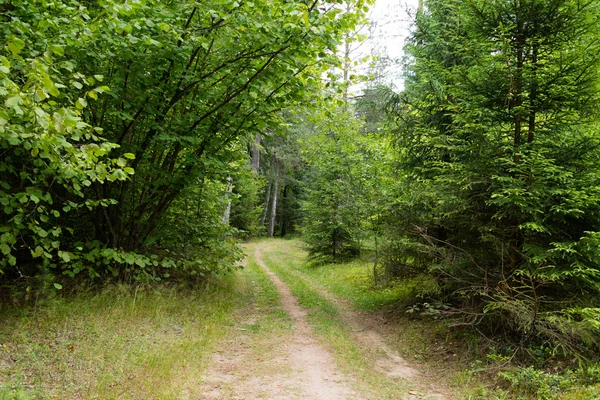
top-left (281, 267), bottom-right (449, 400)
top-left (197, 245), bottom-right (361, 400)
top-left (253, 247), bottom-right (361, 399)
top-left (198, 241), bottom-right (452, 399)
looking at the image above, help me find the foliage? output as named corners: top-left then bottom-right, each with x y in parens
top-left (0, 2), bottom-right (132, 282)
top-left (385, 0), bottom-right (600, 359)
top-left (67, 0), bottom-right (368, 255)
top-left (299, 106), bottom-right (393, 262)
top-left (229, 160), bottom-right (266, 239)
top-left (498, 366), bottom-right (600, 400)
top-left (251, 126), bottom-right (306, 238)
top-left (0, 0), bottom-right (369, 289)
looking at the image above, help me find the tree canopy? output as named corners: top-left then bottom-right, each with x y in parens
top-left (1, 0), bottom-right (369, 285)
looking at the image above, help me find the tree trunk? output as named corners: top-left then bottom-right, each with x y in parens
top-left (252, 133), bottom-right (261, 173)
top-left (260, 180), bottom-right (271, 228)
top-left (222, 176), bottom-right (233, 224)
top-left (280, 185), bottom-right (288, 237)
top-left (268, 178), bottom-right (279, 237)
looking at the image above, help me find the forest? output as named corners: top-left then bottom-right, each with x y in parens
top-left (2, 0), bottom-right (600, 398)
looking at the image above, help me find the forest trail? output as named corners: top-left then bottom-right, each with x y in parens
top-left (198, 240), bottom-right (452, 400)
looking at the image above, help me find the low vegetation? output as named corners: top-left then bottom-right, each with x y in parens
top-left (0, 278), bottom-right (245, 399)
top-left (3, 0), bottom-right (600, 398)
top-left (263, 239), bottom-right (600, 399)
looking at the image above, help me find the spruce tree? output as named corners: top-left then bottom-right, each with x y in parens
top-left (390, 0), bottom-right (600, 357)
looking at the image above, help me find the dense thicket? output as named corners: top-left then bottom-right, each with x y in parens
top-left (0, 0), bottom-right (367, 290)
top-left (299, 106), bottom-right (392, 262)
top-left (384, 0), bottom-right (600, 359)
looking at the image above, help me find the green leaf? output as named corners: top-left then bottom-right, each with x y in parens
top-left (0, 109), bottom-right (9, 125)
top-left (76, 97), bottom-right (88, 109)
top-left (0, 243), bottom-right (10, 255)
top-left (5, 96), bottom-right (23, 114)
top-left (53, 283), bottom-right (63, 290)
top-left (42, 76), bottom-right (60, 96)
top-left (58, 251), bottom-right (71, 262)
top-left (50, 44), bottom-right (64, 56)
top-left (8, 38), bottom-right (25, 55)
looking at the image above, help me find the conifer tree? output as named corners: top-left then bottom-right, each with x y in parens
top-left (389, 0), bottom-right (600, 357)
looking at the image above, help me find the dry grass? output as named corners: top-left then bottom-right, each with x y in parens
top-left (0, 278), bottom-right (245, 399)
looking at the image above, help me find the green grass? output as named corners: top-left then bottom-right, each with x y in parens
top-left (256, 239), bottom-right (418, 399)
top-left (6, 238), bottom-right (596, 400)
top-left (260, 239), bottom-right (600, 400)
top-left (0, 264), bottom-right (271, 400)
top-left (237, 244), bottom-right (295, 336)
top-left (261, 240), bottom-right (449, 362)
top-left (303, 257), bottom-right (410, 312)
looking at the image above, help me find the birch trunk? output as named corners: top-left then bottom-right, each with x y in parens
top-left (260, 180), bottom-right (271, 228)
top-left (268, 178), bottom-right (279, 237)
top-left (252, 133), bottom-right (261, 173)
top-left (222, 177), bottom-right (233, 224)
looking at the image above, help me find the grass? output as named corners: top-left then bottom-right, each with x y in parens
top-left (302, 257), bottom-right (410, 312)
top-left (257, 238), bottom-right (422, 399)
top-left (260, 240), bottom-right (448, 362)
top-left (255, 239), bottom-right (530, 399)
top-left (259, 239), bottom-right (600, 400)
top-left (5, 238), bottom-right (597, 400)
top-left (0, 264), bottom-right (269, 399)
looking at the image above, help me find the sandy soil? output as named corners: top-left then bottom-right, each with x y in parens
top-left (253, 247), bottom-right (362, 399)
top-left (197, 242), bottom-right (452, 400)
top-left (289, 270), bottom-right (450, 400)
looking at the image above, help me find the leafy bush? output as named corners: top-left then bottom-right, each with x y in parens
top-left (0, 4), bottom-right (132, 281)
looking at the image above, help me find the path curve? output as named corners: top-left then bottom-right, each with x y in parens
top-left (253, 247), bottom-right (361, 400)
top-left (283, 268), bottom-right (449, 399)
top-left (199, 242), bottom-right (451, 400)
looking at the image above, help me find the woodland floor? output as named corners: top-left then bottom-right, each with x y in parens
top-left (0, 239), bottom-right (462, 399)
top-left (197, 240), bottom-right (452, 400)
top-left (4, 239), bottom-right (599, 399)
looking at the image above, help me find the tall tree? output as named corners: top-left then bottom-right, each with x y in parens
top-left (0, 0), bottom-right (370, 285)
top-left (389, 0), bottom-right (600, 356)
top-left (300, 106), bottom-right (393, 262)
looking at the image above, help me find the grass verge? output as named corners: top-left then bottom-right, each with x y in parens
top-left (0, 274), bottom-right (248, 399)
top-left (260, 239), bottom-right (600, 400)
